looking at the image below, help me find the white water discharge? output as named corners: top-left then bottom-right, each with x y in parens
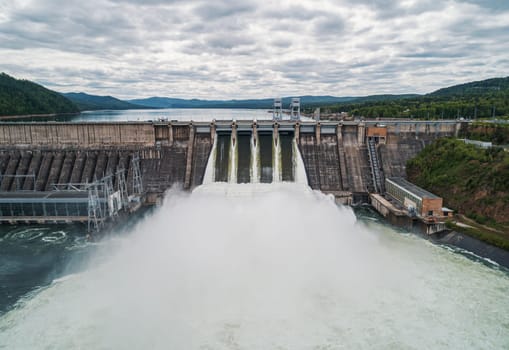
top-left (1, 183), bottom-right (509, 349)
top-left (228, 135), bottom-right (237, 184)
top-left (273, 134), bottom-right (282, 182)
top-left (204, 131), bottom-right (293, 185)
top-left (250, 134), bottom-right (259, 183)
top-left (293, 138), bottom-right (308, 185)
top-left (202, 136), bottom-right (217, 185)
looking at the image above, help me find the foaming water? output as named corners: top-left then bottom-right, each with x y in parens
top-left (1, 184), bottom-right (509, 349)
top-left (0, 224), bottom-right (94, 315)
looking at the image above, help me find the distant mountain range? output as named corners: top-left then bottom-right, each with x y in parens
top-left (128, 95), bottom-right (419, 109)
top-left (62, 92), bottom-right (146, 111)
top-left (128, 96), bottom-right (357, 109)
top-left (1, 71), bottom-right (507, 117)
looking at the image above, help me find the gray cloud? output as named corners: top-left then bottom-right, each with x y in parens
top-left (343, 0), bottom-right (443, 18)
top-left (207, 34), bottom-right (255, 50)
top-left (262, 6), bottom-right (329, 21)
top-left (270, 38), bottom-right (293, 49)
top-left (193, 1), bottom-right (256, 20)
top-left (313, 16), bottom-right (345, 36)
top-left (464, 0), bottom-right (509, 11)
top-left (0, 0), bottom-right (508, 99)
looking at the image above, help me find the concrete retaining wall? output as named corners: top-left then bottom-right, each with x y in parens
top-left (0, 123), bottom-right (156, 147)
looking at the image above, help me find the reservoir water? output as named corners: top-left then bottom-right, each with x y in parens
top-left (12, 108), bottom-right (278, 122)
top-left (1, 183), bottom-right (508, 349)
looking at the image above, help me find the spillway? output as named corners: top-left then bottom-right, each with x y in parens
top-left (236, 132), bottom-right (251, 184)
top-left (208, 128), bottom-right (299, 185)
top-left (279, 131), bottom-right (294, 182)
top-left (259, 132), bottom-right (273, 183)
top-left (214, 133), bottom-right (231, 183)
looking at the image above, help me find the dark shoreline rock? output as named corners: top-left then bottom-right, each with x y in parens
top-left (430, 230), bottom-right (509, 269)
top-left (355, 205), bottom-right (509, 270)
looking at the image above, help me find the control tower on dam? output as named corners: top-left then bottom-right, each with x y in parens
top-left (0, 119), bottom-right (466, 228)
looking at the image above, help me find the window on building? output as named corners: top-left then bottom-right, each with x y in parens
top-left (427, 210), bottom-right (433, 216)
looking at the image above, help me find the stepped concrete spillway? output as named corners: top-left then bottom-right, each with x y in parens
top-left (0, 119), bottom-right (465, 229)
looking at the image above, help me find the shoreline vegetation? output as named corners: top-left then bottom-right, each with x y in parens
top-left (446, 220), bottom-right (509, 251)
top-left (460, 121), bottom-right (509, 145)
top-left (407, 138), bottom-right (509, 250)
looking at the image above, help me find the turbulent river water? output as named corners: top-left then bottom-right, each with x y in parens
top-left (1, 183), bottom-right (508, 349)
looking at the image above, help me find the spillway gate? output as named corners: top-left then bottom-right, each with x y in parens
top-left (204, 122), bottom-right (299, 184)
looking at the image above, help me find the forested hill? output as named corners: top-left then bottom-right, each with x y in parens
top-left (407, 138), bottom-right (509, 224)
top-left (63, 92), bottom-right (146, 111)
top-left (0, 73), bottom-right (79, 116)
top-left (407, 138), bottom-right (509, 248)
top-left (322, 76), bottom-right (509, 119)
top-left (430, 77), bottom-right (509, 97)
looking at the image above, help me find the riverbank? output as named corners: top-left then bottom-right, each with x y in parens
top-left (446, 218), bottom-right (509, 250)
top-left (359, 202), bottom-right (509, 269)
top-left (431, 229), bottom-right (509, 269)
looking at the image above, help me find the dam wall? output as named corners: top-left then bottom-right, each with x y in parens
top-left (0, 122), bottom-right (156, 147)
top-left (379, 121), bottom-right (459, 178)
top-left (0, 120), bottom-right (463, 203)
top-left (0, 149), bottom-right (136, 193)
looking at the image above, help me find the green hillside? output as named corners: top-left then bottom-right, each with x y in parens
top-left (63, 92), bottom-right (146, 111)
top-left (460, 121), bottom-right (509, 145)
top-left (406, 138), bottom-right (509, 247)
top-left (322, 77), bottom-right (509, 119)
top-left (0, 73), bottom-right (79, 116)
top-left (430, 77), bottom-right (509, 97)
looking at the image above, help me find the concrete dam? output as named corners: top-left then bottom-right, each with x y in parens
top-left (0, 119), bottom-right (464, 229)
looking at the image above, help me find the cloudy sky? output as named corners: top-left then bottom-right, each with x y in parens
top-left (1, 0), bottom-right (508, 99)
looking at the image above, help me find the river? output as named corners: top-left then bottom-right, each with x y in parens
top-left (0, 183), bottom-right (508, 349)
